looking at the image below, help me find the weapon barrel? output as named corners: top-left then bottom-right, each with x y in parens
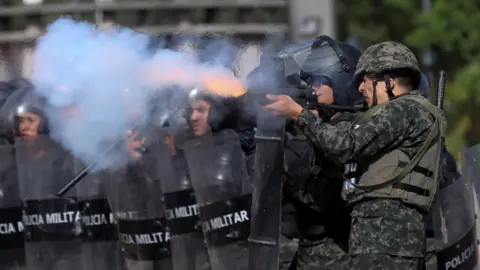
top-left (317, 103), bottom-right (367, 112)
top-left (437, 70), bottom-right (446, 111)
top-left (56, 164), bottom-right (90, 197)
top-left (238, 88), bottom-right (366, 113)
top-left (56, 136), bottom-right (125, 197)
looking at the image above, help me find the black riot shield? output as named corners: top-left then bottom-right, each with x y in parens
top-left (154, 133), bottom-right (211, 270)
top-left (465, 145), bottom-right (480, 227)
top-left (15, 135), bottom-right (84, 270)
top-left (182, 129), bottom-right (252, 270)
top-left (431, 147), bottom-right (479, 270)
top-left (102, 144), bottom-right (173, 270)
top-left (465, 144), bottom-right (480, 266)
top-left (73, 159), bottom-right (125, 270)
top-left (248, 110), bottom-right (284, 270)
top-left (0, 144), bottom-right (26, 270)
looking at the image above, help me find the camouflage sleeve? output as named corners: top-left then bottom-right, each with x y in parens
top-left (295, 99), bottom-right (417, 164)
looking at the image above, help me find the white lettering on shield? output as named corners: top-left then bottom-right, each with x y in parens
top-left (445, 244), bottom-right (475, 270)
top-left (201, 210), bottom-right (249, 232)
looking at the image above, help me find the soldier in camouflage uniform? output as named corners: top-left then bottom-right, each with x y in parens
top-left (264, 41), bottom-right (446, 269)
top-left (280, 36), bottom-right (363, 270)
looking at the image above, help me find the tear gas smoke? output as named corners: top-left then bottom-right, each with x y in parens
top-left (31, 18), bottom-right (285, 171)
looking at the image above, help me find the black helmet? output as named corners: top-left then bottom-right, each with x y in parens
top-left (246, 39), bottom-right (314, 90)
top-left (300, 35), bottom-right (363, 107)
top-left (185, 88), bottom-right (232, 133)
top-left (0, 78), bottom-right (49, 138)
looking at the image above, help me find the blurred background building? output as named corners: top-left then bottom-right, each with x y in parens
top-left (0, 0), bottom-right (335, 80)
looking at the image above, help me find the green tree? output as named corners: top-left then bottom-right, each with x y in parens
top-left (337, 0), bottom-right (480, 162)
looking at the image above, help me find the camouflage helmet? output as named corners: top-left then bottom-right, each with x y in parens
top-left (353, 41), bottom-right (421, 88)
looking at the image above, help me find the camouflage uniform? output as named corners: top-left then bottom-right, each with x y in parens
top-left (279, 234), bottom-right (299, 270)
top-left (295, 42), bottom-right (443, 269)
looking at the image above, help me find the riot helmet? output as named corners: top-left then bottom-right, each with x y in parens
top-left (15, 91), bottom-right (49, 137)
top-left (185, 88), bottom-right (229, 137)
top-left (0, 78), bottom-right (49, 138)
top-left (246, 39), bottom-right (314, 90)
top-left (300, 35), bottom-right (363, 107)
top-left (353, 41), bottom-right (421, 106)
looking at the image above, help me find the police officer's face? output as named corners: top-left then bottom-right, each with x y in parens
top-left (125, 130), bottom-right (146, 161)
top-left (359, 75), bottom-right (390, 105)
top-left (18, 112), bottom-right (40, 137)
top-left (190, 100), bottom-right (211, 137)
top-left (312, 85), bottom-right (334, 104)
top-left (307, 75), bottom-right (334, 104)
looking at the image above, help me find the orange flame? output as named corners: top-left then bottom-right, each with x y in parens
top-left (202, 74), bottom-right (247, 97)
top-left (145, 67), bottom-right (247, 98)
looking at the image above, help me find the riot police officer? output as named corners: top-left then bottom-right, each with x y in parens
top-left (279, 36), bottom-right (363, 270)
top-left (0, 79), bottom-right (30, 270)
top-left (179, 88), bottom-right (254, 270)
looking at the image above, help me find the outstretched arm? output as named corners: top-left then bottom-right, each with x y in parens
top-left (295, 99), bottom-right (416, 164)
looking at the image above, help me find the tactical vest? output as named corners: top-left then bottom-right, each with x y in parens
top-left (348, 94), bottom-right (447, 212)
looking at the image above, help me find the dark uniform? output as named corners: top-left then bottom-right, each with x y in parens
top-left (293, 41), bottom-right (446, 269)
top-left (282, 115), bottom-right (354, 270)
top-left (280, 37), bottom-right (363, 270)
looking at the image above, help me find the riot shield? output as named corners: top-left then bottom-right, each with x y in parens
top-left (431, 148), bottom-right (479, 270)
top-left (73, 159), bottom-right (125, 270)
top-left (0, 144), bottom-right (26, 270)
top-left (248, 109), bottom-right (284, 270)
top-left (102, 139), bottom-right (173, 270)
top-left (465, 145), bottom-right (480, 265)
top-left (155, 133), bottom-right (211, 270)
top-left (15, 135), bottom-right (84, 270)
top-left (182, 129), bottom-right (252, 270)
